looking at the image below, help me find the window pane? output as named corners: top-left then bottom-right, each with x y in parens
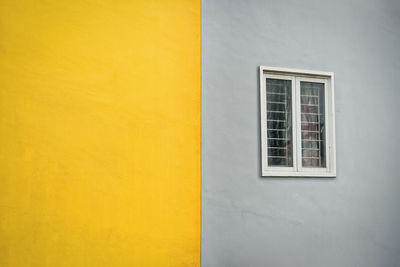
top-left (300, 81), bottom-right (326, 168)
top-left (266, 78), bottom-right (293, 167)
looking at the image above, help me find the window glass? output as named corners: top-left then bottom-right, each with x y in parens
top-left (266, 78), bottom-right (293, 167)
top-left (300, 81), bottom-right (326, 168)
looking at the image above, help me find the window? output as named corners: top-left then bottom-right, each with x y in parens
top-left (260, 66), bottom-right (336, 177)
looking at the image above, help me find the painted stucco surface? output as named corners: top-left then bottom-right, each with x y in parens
top-left (202, 0), bottom-right (400, 266)
top-left (0, 1), bottom-right (200, 266)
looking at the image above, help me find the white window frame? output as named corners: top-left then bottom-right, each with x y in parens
top-left (260, 66), bottom-right (336, 177)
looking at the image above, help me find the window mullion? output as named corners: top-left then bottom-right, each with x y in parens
top-left (295, 77), bottom-right (303, 172)
top-left (290, 77), bottom-right (297, 172)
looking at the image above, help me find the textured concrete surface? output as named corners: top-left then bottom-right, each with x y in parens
top-left (0, 1), bottom-right (200, 266)
top-left (201, 0), bottom-right (400, 266)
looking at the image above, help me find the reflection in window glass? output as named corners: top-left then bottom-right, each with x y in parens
top-left (266, 79), bottom-right (293, 167)
top-left (300, 82), bottom-right (326, 168)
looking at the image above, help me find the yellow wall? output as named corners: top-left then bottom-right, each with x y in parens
top-left (0, 1), bottom-right (200, 266)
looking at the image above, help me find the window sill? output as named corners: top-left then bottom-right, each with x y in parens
top-left (262, 171), bottom-right (336, 177)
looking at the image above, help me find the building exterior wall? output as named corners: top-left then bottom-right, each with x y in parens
top-left (0, 1), bottom-right (200, 266)
top-left (201, 0), bottom-right (400, 266)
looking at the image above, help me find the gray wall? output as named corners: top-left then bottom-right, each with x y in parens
top-left (201, 0), bottom-right (400, 266)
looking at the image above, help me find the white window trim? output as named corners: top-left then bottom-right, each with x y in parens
top-left (260, 66), bottom-right (336, 177)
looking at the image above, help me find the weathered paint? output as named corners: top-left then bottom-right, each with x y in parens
top-left (0, 1), bottom-right (200, 266)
